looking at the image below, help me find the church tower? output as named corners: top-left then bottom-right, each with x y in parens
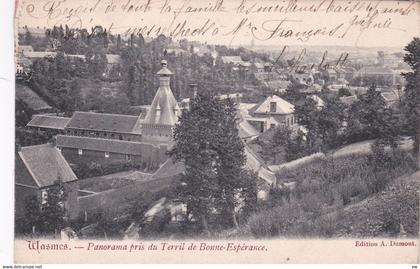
top-left (140, 60), bottom-right (179, 142)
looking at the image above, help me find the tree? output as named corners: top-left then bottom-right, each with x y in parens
top-left (213, 98), bottom-right (246, 228)
top-left (39, 181), bottom-right (68, 234)
top-left (24, 29), bottom-right (32, 45)
top-left (317, 97), bottom-right (346, 150)
top-left (294, 98), bottom-right (319, 151)
top-left (238, 170), bottom-right (258, 222)
top-left (282, 80), bottom-right (305, 103)
top-left (346, 84), bottom-right (392, 143)
top-left (401, 37), bottom-right (420, 156)
top-left (338, 87), bottom-right (352, 97)
top-left (170, 90), bottom-right (250, 232)
top-left (22, 195), bottom-right (42, 234)
top-left (270, 126), bottom-right (292, 163)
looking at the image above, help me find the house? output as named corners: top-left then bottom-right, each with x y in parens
top-left (381, 90), bottom-right (400, 107)
top-left (16, 57), bottom-right (32, 75)
top-left (56, 135), bottom-right (168, 168)
top-left (246, 95), bottom-right (297, 133)
top-left (15, 144), bottom-right (79, 220)
top-left (220, 56), bottom-right (243, 65)
top-left (339, 95), bottom-right (358, 106)
top-left (308, 95), bottom-right (325, 109)
top-left (263, 80), bottom-right (291, 94)
top-left (323, 68), bottom-right (338, 82)
top-left (291, 72), bottom-right (314, 86)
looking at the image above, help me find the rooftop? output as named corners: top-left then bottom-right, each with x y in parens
top-left (65, 111), bottom-right (139, 134)
top-left (18, 144), bottom-right (77, 188)
top-left (27, 115), bottom-right (71, 130)
top-left (252, 95), bottom-right (295, 115)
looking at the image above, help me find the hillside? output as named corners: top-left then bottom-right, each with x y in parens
top-left (240, 148), bottom-right (418, 239)
top-left (327, 171), bottom-right (419, 238)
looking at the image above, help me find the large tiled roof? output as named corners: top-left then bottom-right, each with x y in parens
top-left (15, 84), bottom-right (52, 111)
top-left (56, 135), bottom-right (163, 155)
top-left (253, 95), bottom-right (294, 115)
top-left (27, 115), bottom-right (71, 130)
top-left (66, 112), bottom-right (139, 134)
top-left (18, 144), bottom-right (77, 188)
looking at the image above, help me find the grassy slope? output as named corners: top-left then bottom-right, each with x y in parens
top-left (326, 171), bottom-right (419, 238)
top-left (241, 148), bottom-right (418, 239)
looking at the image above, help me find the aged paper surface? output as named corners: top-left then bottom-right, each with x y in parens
top-left (13, 0), bottom-right (419, 264)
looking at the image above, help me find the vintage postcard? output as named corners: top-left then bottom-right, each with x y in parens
top-left (12, 0), bottom-right (420, 264)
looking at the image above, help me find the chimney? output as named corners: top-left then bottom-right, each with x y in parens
top-left (189, 83), bottom-right (198, 98)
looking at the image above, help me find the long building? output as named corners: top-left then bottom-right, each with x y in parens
top-left (27, 60), bottom-right (178, 170)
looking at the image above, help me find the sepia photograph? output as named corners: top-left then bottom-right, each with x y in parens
top-left (7, 0), bottom-right (420, 264)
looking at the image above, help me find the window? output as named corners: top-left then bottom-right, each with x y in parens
top-left (78, 149), bottom-right (83, 155)
top-left (119, 134), bottom-right (123, 140)
top-left (41, 190), bottom-right (48, 205)
top-left (105, 152), bottom-right (109, 158)
top-left (270, 123), bottom-right (276, 129)
top-left (270, 102), bottom-right (276, 113)
top-left (126, 154), bottom-right (131, 161)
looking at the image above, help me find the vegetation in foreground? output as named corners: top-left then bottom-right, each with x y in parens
top-left (240, 147), bottom-right (418, 238)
